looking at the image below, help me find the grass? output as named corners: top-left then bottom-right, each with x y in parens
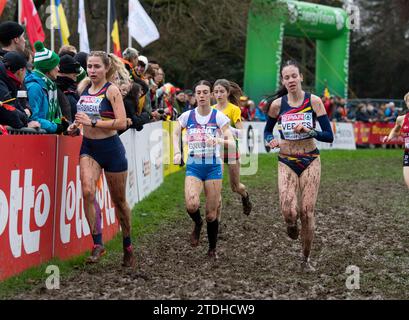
top-left (0, 148), bottom-right (405, 298)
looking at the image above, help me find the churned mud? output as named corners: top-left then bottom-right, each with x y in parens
top-left (12, 168), bottom-right (409, 300)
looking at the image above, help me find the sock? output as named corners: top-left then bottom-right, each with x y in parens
top-left (207, 219), bottom-right (219, 250)
top-left (188, 209), bottom-right (202, 225)
top-left (92, 233), bottom-right (103, 246)
top-left (123, 236), bottom-right (132, 248)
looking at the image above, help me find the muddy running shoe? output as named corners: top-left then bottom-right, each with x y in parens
top-left (207, 248), bottom-right (218, 259)
top-left (86, 244), bottom-right (106, 264)
top-left (287, 223), bottom-right (299, 240)
top-left (190, 220), bottom-right (203, 247)
top-left (241, 192), bottom-right (252, 216)
top-left (122, 245), bottom-right (136, 268)
top-left (300, 257), bottom-right (316, 272)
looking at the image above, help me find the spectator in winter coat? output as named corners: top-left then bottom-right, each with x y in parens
top-left (56, 54), bottom-right (81, 122)
top-left (25, 41), bottom-right (68, 134)
top-left (0, 51), bottom-right (39, 129)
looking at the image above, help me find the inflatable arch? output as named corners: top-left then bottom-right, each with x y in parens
top-left (244, 0), bottom-right (350, 103)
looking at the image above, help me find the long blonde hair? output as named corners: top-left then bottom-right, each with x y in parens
top-left (77, 51), bottom-right (129, 94)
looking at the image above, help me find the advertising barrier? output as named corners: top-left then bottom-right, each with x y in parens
top-left (0, 123), bottom-right (166, 280)
top-left (0, 136), bottom-right (57, 280)
top-left (354, 122), bottom-right (403, 145)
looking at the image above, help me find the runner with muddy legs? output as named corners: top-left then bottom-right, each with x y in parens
top-left (213, 79), bottom-right (252, 218)
top-left (67, 51), bottom-right (136, 267)
top-left (173, 80), bottom-right (235, 259)
top-left (383, 92), bottom-right (409, 186)
top-left (263, 60), bottom-right (334, 271)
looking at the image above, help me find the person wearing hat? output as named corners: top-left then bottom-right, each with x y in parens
top-left (0, 21), bottom-right (26, 59)
top-left (0, 51), bottom-right (39, 129)
top-left (74, 52), bottom-right (88, 83)
top-left (25, 41), bottom-right (68, 134)
top-left (56, 54), bottom-right (81, 121)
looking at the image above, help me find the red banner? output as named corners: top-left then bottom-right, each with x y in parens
top-left (0, 135), bottom-right (56, 281)
top-left (54, 136), bottom-right (119, 260)
top-left (0, 135), bottom-right (120, 280)
top-left (354, 122), bottom-right (403, 145)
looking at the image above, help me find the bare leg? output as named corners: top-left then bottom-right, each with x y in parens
top-left (403, 167), bottom-right (409, 188)
top-left (185, 176), bottom-right (204, 246)
top-left (278, 162), bottom-right (300, 240)
top-left (80, 156), bottom-right (102, 236)
top-left (228, 162), bottom-right (247, 197)
top-left (105, 170), bottom-right (135, 267)
top-left (299, 157), bottom-right (321, 270)
top-left (105, 171), bottom-right (131, 238)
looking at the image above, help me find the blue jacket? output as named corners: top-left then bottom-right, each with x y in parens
top-left (25, 71), bottom-right (57, 133)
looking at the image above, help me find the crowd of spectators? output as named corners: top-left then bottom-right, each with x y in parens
top-left (0, 20), bottom-right (406, 136)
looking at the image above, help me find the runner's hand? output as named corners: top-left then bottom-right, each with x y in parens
top-left (382, 136), bottom-right (391, 143)
top-left (174, 152), bottom-right (182, 165)
top-left (293, 124), bottom-right (310, 134)
top-left (267, 139), bottom-right (280, 149)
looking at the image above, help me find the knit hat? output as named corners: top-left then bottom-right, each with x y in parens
top-left (33, 41), bottom-right (60, 73)
top-left (0, 21), bottom-right (24, 44)
top-left (59, 54), bottom-right (81, 74)
top-left (3, 51), bottom-right (27, 73)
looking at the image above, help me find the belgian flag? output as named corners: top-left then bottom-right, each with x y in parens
top-left (110, 0), bottom-right (122, 57)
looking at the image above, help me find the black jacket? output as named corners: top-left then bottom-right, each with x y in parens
top-left (56, 76), bottom-right (79, 122)
top-left (0, 62), bottom-right (28, 128)
top-left (118, 95), bottom-right (150, 135)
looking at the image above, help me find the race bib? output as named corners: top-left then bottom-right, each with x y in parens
top-left (281, 113), bottom-right (313, 140)
top-left (77, 96), bottom-right (103, 118)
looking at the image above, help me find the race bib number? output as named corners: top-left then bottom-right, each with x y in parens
top-left (77, 96), bottom-right (102, 118)
top-left (281, 113), bottom-right (313, 140)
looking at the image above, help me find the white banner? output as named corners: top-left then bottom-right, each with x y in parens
top-left (78, 0), bottom-right (90, 53)
top-left (149, 122), bottom-right (164, 192)
top-left (128, 0), bottom-right (160, 47)
top-left (119, 129), bottom-right (139, 207)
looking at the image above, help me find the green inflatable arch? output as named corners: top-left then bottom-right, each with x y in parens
top-left (244, 0), bottom-right (350, 103)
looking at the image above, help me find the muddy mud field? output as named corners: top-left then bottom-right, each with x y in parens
top-left (13, 171), bottom-right (409, 300)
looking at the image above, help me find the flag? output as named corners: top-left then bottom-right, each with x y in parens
top-left (110, 0), bottom-right (121, 57)
top-left (20, 0), bottom-right (45, 48)
top-left (128, 0), bottom-right (159, 48)
top-left (52, 0), bottom-right (70, 45)
top-left (0, 0), bottom-right (7, 17)
top-left (78, 0), bottom-right (90, 53)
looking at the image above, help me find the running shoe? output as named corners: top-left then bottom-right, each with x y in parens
top-left (300, 257), bottom-right (316, 272)
top-left (287, 223), bottom-right (299, 240)
top-left (241, 192), bottom-right (252, 216)
top-left (190, 219), bottom-right (203, 247)
top-left (122, 245), bottom-right (136, 268)
top-left (86, 244), bottom-right (106, 264)
top-left (207, 248), bottom-right (218, 259)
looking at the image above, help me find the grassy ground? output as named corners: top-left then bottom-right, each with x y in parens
top-left (2, 149), bottom-right (408, 299)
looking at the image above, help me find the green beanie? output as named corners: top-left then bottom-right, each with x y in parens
top-left (76, 66), bottom-right (87, 83)
top-left (33, 41), bottom-right (60, 73)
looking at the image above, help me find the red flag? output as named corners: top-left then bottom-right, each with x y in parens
top-left (20, 0), bottom-right (45, 48)
top-left (0, 0), bottom-right (7, 17)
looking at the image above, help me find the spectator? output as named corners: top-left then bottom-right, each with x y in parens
top-left (74, 52), bottom-right (88, 83)
top-left (118, 81), bottom-right (150, 134)
top-left (174, 89), bottom-right (186, 115)
top-left (56, 54), bottom-right (81, 121)
top-left (121, 47), bottom-right (139, 80)
top-left (182, 89), bottom-right (195, 112)
top-left (25, 41), bottom-right (68, 134)
top-left (149, 59), bottom-right (160, 74)
top-left (58, 45), bottom-right (77, 57)
top-left (384, 102), bottom-right (397, 123)
top-left (0, 21), bottom-right (26, 59)
top-left (355, 103), bottom-right (372, 122)
top-left (0, 51), bottom-right (39, 129)
top-left (333, 104), bottom-right (349, 122)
